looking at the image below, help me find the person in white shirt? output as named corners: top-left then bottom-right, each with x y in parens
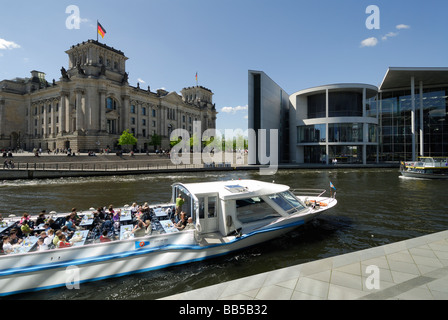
top-left (37, 238), bottom-right (49, 251)
top-left (2, 236), bottom-right (13, 254)
top-left (44, 229), bottom-right (55, 248)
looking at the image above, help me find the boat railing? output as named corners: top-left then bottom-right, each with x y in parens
top-left (291, 188), bottom-right (327, 198)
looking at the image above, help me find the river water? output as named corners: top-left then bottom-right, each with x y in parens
top-left (1, 168), bottom-right (447, 300)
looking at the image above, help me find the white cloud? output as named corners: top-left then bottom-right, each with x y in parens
top-left (221, 105), bottom-right (248, 114)
top-left (396, 24), bottom-right (410, 30)
top-left (382, 32), bottom-right (398, 41)
top-left (0, 38), bottom-right (20, 50)
top-left (360, 37), bottom-right (378, 47)
top-left (137, 78), bottom-right (145, 83)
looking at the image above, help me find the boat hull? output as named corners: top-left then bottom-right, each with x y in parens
top-left (400, 171), bottom-right (448, 179)
top-left (0, 218), bottom-right (305, 296)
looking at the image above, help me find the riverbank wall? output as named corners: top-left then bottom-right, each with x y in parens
top-left (0, 152), bottom-right (400, 180)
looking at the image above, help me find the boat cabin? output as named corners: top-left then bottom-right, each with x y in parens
top-left (171, 180), bottom-right (308, 236)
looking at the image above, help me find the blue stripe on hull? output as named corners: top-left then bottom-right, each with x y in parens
top-left (0, 219), bottom-right (306, 296)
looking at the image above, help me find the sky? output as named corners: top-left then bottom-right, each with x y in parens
top-left (1, 0), bottom-right (448, 134)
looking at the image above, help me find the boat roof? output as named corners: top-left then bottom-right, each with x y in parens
top-left (177, 179), bottom-right (290, 200)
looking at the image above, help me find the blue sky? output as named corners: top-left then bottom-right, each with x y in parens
top-left (1, 0), bottom-right (448, 133)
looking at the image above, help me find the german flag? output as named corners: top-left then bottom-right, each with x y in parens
top-left (98, 22), bottom-right (107, 38)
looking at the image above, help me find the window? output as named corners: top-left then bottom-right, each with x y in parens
top-left (208, 197), bottom-right (216, 217)
top-left (131, 105), bottom-right (136, 114)
top-left (131, 117), bottom-right (135, 125)
top-left (107, 119), bottom-right (117, 134)
top-left (268, 192), bottom-right (305, 214)
top-left (236, 197), bottom-right (282, 224)
top-left (328, 123), bottom-right (363, 143)
top-left (142, 107), bottom-right (146, 116)
top-left (152, 109), bottom-right (156, 117)
top-left (142, 119), bottom-right (146, 126)
top-left (329, 92), bottom-right (362, 117)
top-left (298, 124), bottom-right (326, 143)
top-left (106, 98), bottom-right (117, 110)
top-left (308, 93), bottom-right (326, 119)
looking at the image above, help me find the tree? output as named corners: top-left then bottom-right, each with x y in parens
top-left (118, 129), bottom-right (138, 152)
top-left (149, 133), bottom-right (162, 150)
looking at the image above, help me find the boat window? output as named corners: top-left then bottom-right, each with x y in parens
top-left (236, 197), bottom-right (282, 224)
top-left (268, 194), bottom-right (294, 212)
top-left (208, 197), bottom-right (216, 218)
top-left (268, 192), bottom-right (305, 215)
top-left (281, 191), bottom-right (306, 213)
top-left (198, 197), bottom-right (205, 219)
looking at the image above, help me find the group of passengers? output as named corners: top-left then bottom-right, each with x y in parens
top-left (1, 201), bottom-right (196, 255)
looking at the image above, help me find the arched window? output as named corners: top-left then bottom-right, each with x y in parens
top-left (106, 97), bottom-right (117, 110)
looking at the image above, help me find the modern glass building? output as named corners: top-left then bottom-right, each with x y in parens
top-left (248, 67), bottom-right (448, 164)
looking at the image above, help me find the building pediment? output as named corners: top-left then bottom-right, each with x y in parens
top-left (161, 91), bottom-right (184, 104)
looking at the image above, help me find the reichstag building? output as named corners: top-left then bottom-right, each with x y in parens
top-left (0, 40), bottom-right (217, 152)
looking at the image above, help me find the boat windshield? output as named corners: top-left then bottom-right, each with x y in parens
top-left (268, 191), bottom-right (305, 215)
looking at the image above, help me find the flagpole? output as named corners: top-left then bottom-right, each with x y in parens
top-left (97, 20), bottom-right (99, 42)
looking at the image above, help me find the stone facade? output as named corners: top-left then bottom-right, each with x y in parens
top-left (0, 40), bottom-right (217, 152)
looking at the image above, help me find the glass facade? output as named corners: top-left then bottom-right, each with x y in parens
top-left (307, 93), bottom-right (326, 119)
top-left (329, 145), bottom-right (363, 164)
top-left (328, 92), bottom-right (363, 117)
top-left (297, 124), bottom-right (326, 143)
top-left (379, 87), bottom-right (448, 161)
top-left (328, 123), bottom-right (363, 143)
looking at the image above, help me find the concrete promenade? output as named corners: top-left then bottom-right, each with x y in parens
top-left (161, 230), bottom-right (448, 300)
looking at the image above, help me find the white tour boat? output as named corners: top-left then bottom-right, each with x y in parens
top-left (0, 179), bottom-right (337, 296)
top-left (400, 157), bottom-right (448, 179)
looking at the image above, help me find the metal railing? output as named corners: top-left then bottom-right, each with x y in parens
top-left (1, 162), bottom-right (237, 172)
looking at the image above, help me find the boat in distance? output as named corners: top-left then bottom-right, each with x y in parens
top-left (0, 179), bottom-right (337, 297)
top-left (400, 157), bottom-right (448, 179)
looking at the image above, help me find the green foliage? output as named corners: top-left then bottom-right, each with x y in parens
top-left (149, 133), bottom-right (162, 148)
top-left (118, 129), bottom-right (138, 147)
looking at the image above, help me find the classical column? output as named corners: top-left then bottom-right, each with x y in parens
top-left (75, 89), bottom-right (84, 132)
top-left (99, 89), bottom-right (107, 132)
top-left (50, 101), bottom-right (56, 137)
top-left (43, 102), bottom-right (47, 137)
top-left (121, 94), bottom-right (130, 133)
top-left (59, 93), bottom-right (68, 133)
top-left (0, 99), bottom-right (4, 136)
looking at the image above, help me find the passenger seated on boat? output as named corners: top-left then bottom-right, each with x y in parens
top-left (20, 212), bottom-right (31, 226)
top-left (96, 207), bottom-right (106, 220)
top-left (132, 221), bottom-right (146, 238)
top-left (35, 211), bottom-right (46, 226)
top-left (37, 237), bottom-right (49, 251)
top-left (113, 209), bottom-right (121, 231)
top-left (58, 234), bottom-right (71, 249)
top-left (65, 215), bottom-right (78, 232)
top-left (61, 226), bottom-right (74, 240)
top-left (101, 220), bottom-right (113, 236)
top-left (140, 219), bottom-right (151, 235)
top-left (107, 205), bottom-right (115, 220)
top-left (100, 230), bottom-right (112, 243)
top-left (1, 236), bottom-right (13, 254)
top-left (45, 229), bottom-right (55, 248)
top-left (174, 212), bottom-right (187, 231)
top-left (9, 230), bottom-right (21, 245)
top-left (70, 208), bottom-right (82, 225)
top-left (53, 230), bottom-right (62, 247)
top-left (130, 202), bottom-right (139, 214)
top-left (48, 218), bottom-right (60, 231)
top-left (20, 220), bottom-right (33, 237)
top-left (184, 217), bottom-right (195, 231)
